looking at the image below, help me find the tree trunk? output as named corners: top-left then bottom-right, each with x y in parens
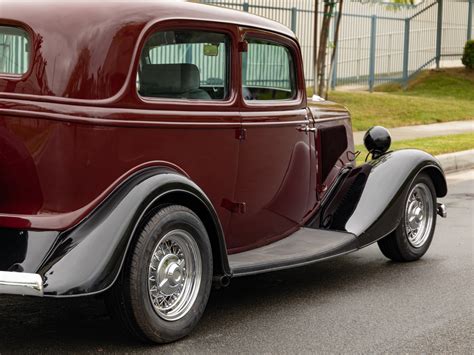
top-left (326, 0), bottom-right (344, 98)
top-left (312, 0), bottom-right (319, 96)
top-left (316, 2), bottom-right (335, 97)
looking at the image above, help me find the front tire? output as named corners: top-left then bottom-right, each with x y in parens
top-left (378, 173), bottom-right (437, 262)
top-left (106, 205), bottom-right (213, 343)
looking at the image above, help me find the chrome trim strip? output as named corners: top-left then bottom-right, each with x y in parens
top-left (0, 271), bottom-right (44, 297)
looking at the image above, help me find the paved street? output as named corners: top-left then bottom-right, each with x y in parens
top-left (0, 170), bottom-right (472, 354)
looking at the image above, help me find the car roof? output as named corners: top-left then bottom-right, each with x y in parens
top-left (0, 0), bottom-right (296, 101)
top-left (5, 0), bottom-right (295, 38)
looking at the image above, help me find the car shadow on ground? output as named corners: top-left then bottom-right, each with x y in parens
top-left (0, 248), bottom-right (432, 352)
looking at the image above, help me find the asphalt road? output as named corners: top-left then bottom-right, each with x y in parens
top-left (0, 169), bottom-right (472, 354)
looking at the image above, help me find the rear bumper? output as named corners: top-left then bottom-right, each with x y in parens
top-left (0, 271), bottom-right (44, 297)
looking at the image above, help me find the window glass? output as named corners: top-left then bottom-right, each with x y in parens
top-left (0, 26), bottom-right (29, 75)
top-left (138, 30), bottom-right (229, 100)
top-left (242, 39), bottom-right (296, 101)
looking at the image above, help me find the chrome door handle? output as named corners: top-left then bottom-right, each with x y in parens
top-left (297, 125), bottom-right (316, 133)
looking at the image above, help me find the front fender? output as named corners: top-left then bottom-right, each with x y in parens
top-left (321, 149), bottom-right (447, 247)
top-left (36, 167), bottom-right (228, 297)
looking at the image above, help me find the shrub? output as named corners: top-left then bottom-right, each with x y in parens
top-left (462, 40), bottom-right (474, 70)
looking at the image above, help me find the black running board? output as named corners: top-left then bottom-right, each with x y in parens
top-left (229, 228), bottom-right (358, 277)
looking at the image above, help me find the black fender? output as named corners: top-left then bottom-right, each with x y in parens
top-left (320, 149), bottom-right (447, 247)
top-left (36, 167), bottom-right (230, 297)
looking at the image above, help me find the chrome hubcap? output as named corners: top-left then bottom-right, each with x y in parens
top-left (405, 183), bottom-right (434, 248)
top-left (148, 229), bottom-right (201, 321)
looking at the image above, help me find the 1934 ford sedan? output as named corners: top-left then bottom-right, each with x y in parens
top-left (0, 0), bottom-right (447, 343)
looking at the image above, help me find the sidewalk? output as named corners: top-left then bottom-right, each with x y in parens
top-left (353, 120), bottom-right (474, 146)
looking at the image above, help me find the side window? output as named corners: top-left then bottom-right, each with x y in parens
top-left (242, 39), bottom-right (296, 101)
top-left (0, 26), bottom-right (29, 75)
top-left (138, 30), bottom-right (230, 101)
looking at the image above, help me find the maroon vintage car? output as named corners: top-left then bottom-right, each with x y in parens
top-left (0, 0), bottom-right (447, 344)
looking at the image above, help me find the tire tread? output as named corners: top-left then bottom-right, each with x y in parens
top-left (106, 205), bottom-right (212, 344)
top-left (377, 173), bottom-right (437, 262)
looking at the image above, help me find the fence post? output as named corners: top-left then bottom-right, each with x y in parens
top-left (403, 18), bottom-right (410, 88)
top-left (243, 2), bottom-right (249, 12)
top-left (435, 0), bottom-right (443, 69)
top-left (368, 15), bottom-right (377, 92)
top-left (468, 0), bottom-right (473, 41)
top-left (356, 37), bottom-right (361, 80)
top-left (388, 33), bottom-right (392, 75)
top-left (331, 11), bottom-right (339, 90)
top-left (291, 7), bottom-right (297, 33)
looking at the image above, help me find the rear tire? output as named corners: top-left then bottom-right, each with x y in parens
top-left (106, 205), bottom-right (213, 343)
top-left (378, 173), bottom-right (437, 262)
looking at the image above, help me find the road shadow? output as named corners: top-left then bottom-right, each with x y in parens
top-left (0, 248), bottom-right (436, 353)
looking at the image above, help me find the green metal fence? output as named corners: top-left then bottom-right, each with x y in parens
top-left (2, 1), bottom-right (472, 91)
top-left (202, 0), bottom-right (474, 91)
top-left (0, 26), bottom-right (29, 75)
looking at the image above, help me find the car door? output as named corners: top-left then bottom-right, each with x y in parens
top-left (227, 29), bottom-right (312, 253)
top-left (132, 22), bottom-right (242, 241)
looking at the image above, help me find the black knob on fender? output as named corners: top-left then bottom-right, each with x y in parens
top-left (363, 126), bottom-right (391, 159)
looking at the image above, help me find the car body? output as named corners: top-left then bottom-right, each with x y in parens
top-left (0, 0), bottom-right (447, 343)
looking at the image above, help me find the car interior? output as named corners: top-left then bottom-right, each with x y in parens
top-left (139, 63), bottom-right (212, 100)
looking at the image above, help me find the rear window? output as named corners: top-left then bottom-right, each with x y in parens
top-left (0, 26), bottom-right (29, 75)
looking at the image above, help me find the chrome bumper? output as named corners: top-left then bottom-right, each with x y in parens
top-left (437, 203), bottom-right (447, 218)
top-left (0, 271), bottom-right (44, 297)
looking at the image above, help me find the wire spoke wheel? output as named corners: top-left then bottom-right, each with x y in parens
top-left (107, 205), bottom-right (212, 343)
top-left (404, 183), bottom-right (434, 248)
top-left (148, 229), bottom-right (202, 321)
top-left (377, 173), bottom-right (438, 262)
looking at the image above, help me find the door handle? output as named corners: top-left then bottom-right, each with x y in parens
top-left (297, 124), bottom-right (316, 133)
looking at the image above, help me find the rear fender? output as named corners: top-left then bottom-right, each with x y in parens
top-left (36, 167), bottom-right (229, 297)
top-left (320, 149), bottom-right (447, 247)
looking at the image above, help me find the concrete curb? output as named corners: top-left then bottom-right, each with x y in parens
top-left (436, 149), bottom-right (474, 173)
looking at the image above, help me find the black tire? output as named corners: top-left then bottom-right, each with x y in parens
top-left (106, 205), bottom-right (213, 344)
top-left (378, 173), bottom-right (437, 262)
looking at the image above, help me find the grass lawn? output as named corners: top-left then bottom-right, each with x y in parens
top-left (311, 68), bottom-right (474, 131)
top-left (355, 132), bottom-right (474, 165)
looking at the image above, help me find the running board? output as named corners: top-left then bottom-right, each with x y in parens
top-left (229, 228), bottom-right (358, 277)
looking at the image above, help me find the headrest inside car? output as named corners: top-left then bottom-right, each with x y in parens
top-left (139, 64), bottom-right (201, 96)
